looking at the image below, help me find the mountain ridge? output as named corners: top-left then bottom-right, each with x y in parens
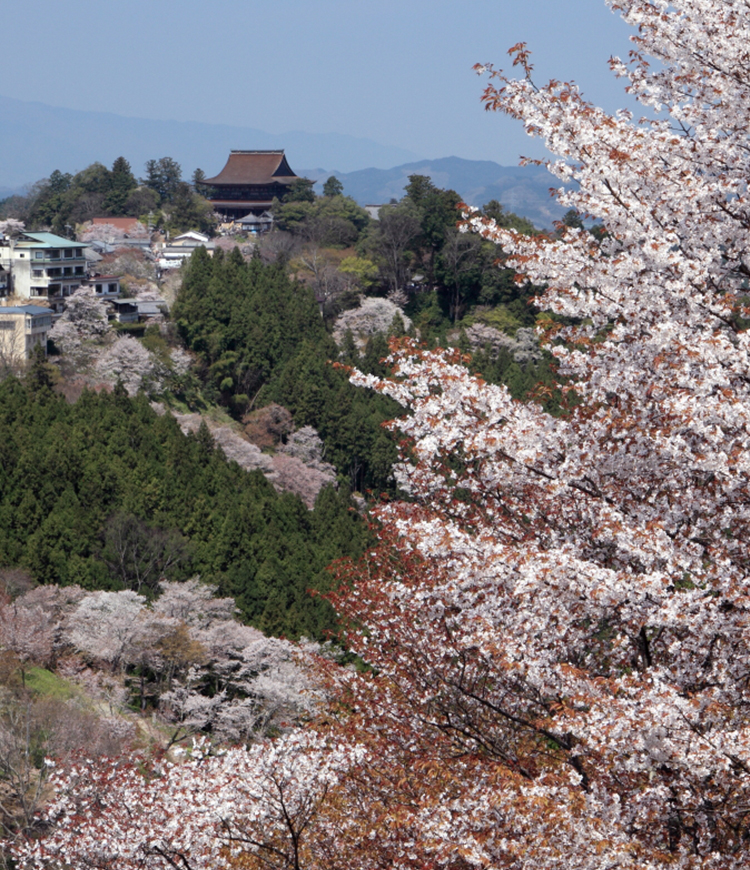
top-left (0, 97), bottom-right (568, 228)
top-left (0, 94), bottom-right (421, 187)
top-left (304, 157), bottom-right (567, 228)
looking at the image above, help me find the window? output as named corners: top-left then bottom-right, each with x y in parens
top-left (0, 321), bottom-right (14, 331)
top-left (31, 287), bottom-right (46, 296)
top-left (95, 284), bottom-right (103, 294)
top-left (64, 249), bottom-right (74, 258)
top-left (32, 269), bottom-right (43, 278)
top-left (108, 283), bottom-right (118, 293)
top-left (35, 251), bottom-right (43, 259)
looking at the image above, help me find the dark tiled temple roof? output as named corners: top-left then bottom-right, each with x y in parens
top-left (204, 151), bottom-right (299, 186)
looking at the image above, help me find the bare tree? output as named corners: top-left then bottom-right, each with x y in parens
top-left (0, 700), bottom-right (53, 840)
top-left (257, 230), bottom-right (300, 265)
top-left (369, 200), bottom-right (421, 296)
top-left (439, 227), bottom-right (483, 323)
top-left (296, 243), bottom-right (349, 323)
top-left (100, 513), bottom-right (191, 595)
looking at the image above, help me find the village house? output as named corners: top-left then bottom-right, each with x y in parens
top-left (157, 230), bottom-right (214, 270)
top-left (0, 304), bottom-right (53, 363)
top-left (0, 231), bottom-right (87, 313)
top-left (90, 274), bottom-right (121, 301)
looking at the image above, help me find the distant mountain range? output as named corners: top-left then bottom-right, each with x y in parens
top-left (0, 94), bottom-right (421, 187)
top-left (0, 96), bottom-right (568, 229)
top-left (304, 158), bottom-right (568, 229)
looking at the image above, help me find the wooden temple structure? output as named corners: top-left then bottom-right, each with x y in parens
top-left (204, 150), bottom-right (303, 221)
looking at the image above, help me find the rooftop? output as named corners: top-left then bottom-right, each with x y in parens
top-left (15, 232), bottom-right (87, 249)
top-left (0, 305), bottom-right (53, 316)
top-left (204, 150), bottom-right (300, 186)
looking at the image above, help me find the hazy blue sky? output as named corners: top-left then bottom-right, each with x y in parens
top-left (5, 0), bottom-right (637, 166)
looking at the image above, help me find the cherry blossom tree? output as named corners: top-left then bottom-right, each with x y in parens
top-left (63, 590), bottom-right (149, 672)
top-left (154, 581), bottom-right (322, 743)
top-left (0, 219), bottom-right (25, 238)
top-left (48, 288), bottom-right (111, 369)
top-left (169, 346), bottom-right (193, 376)
top-left (95, 335), bottom-right (166, 395)
top-left (0, 597), bottom-right (55, 679)
top-left (8, 732), bottom-right (362, 870)
top-left (152, 578), bottom-right (238, 629)
top-left (80, 220), bottom-right (149, 243)
top-left (321, 1), bottom-right (750, 866)
top-left (79, 222), bottom-right (123, 244)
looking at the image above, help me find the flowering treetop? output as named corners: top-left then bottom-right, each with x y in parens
top-left (341, 1), bottom-right (750, 865)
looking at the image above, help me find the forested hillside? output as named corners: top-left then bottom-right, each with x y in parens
top-left (0, 373), bottom-right (366, 639)
top-left (173, 248), bottom-right (403, 493)
top-left (0, 165), bottom-right (571, 640)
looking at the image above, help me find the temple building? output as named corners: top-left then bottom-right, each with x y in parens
top-left (204, 151), bottom-right (304, 221)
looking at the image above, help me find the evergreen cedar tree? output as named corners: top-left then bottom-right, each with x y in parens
top-left (9, 1), bottom-right (750, 868)
top-left (173, 248), bottom-right (400, 493)
top-left (0, 377), bottom-right (366, 640)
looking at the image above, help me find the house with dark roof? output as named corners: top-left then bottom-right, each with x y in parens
top-left (236, 211), bottom-right (274, 235)
top-left (204, 150), bottom-right (306, 221)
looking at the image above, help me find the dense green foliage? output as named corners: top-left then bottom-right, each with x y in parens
top-left (0, 376), bottom-right (367, 639)
top-left (0, 155), bottom-right (215, 235)
top-left (143, 157), bottom-right (183, 204)
top-left (173, 248), bottom-right (400, 493)
top-left (275, 193), bottom-right (370, 247)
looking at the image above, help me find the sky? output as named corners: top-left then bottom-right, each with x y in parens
top-left (4, 0), bottom-right (638, 168)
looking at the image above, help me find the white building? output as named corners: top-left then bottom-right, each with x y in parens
top-left (0, 232), bottom-right (88, 313)
top-left (0, 304), bottom-right (53, 363)
top-left (90, 274), bottom-right (121, 301)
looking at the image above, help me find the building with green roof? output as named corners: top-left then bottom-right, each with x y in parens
top-left (0, 231), bottom-right (87, 312)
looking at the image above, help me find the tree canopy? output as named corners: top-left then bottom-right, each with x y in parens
top-left (173, 250), bottom-right (400, 493)
top-left (0, 376), bottom-right (365, 639)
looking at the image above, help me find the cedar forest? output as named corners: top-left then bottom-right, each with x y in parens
top-left (2, 1), bottom-right (749, 868)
